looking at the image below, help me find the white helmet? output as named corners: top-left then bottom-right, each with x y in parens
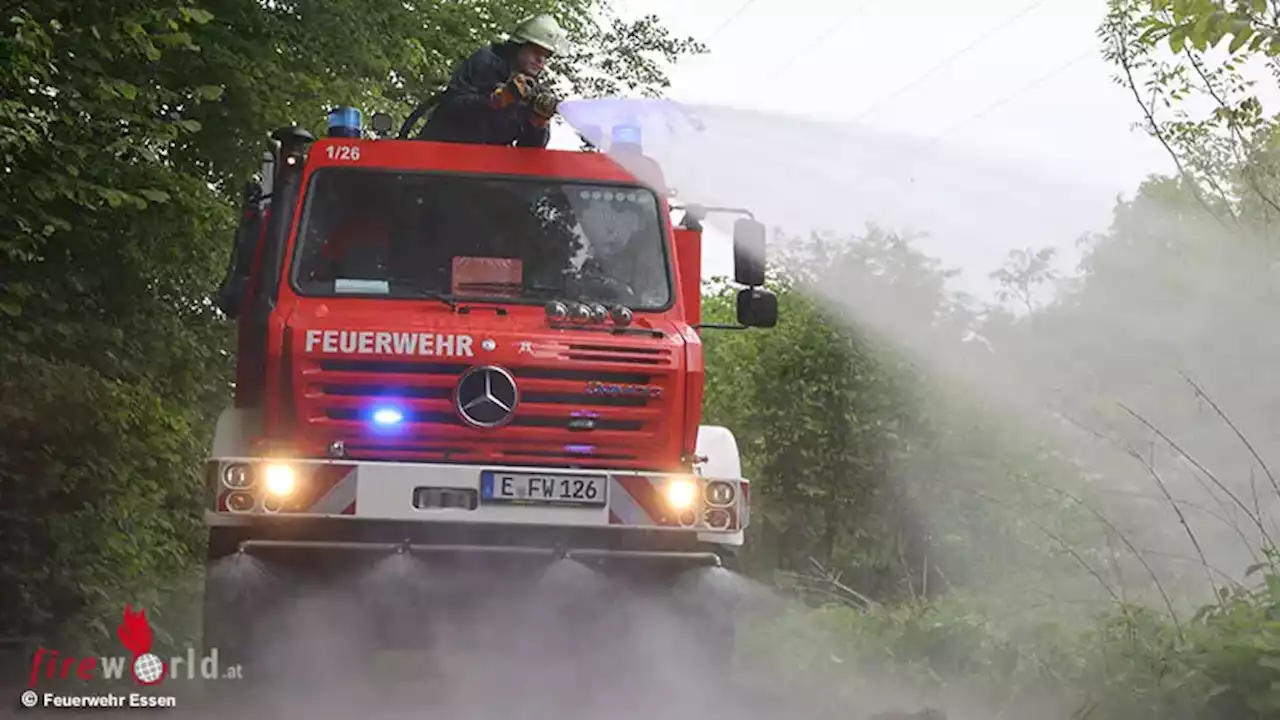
top-left (509, 13), bottom-right (569, 55)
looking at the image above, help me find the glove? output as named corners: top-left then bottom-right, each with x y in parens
top-left (528, 91), bottom-right (559, 127)
top-left (490, 73), bottom-right (535, 109)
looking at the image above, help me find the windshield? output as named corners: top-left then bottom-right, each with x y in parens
top-left (290, 167), bottom-right (673, 310)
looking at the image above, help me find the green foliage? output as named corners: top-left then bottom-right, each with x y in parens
top-left (740, 570), bottom-right (1280, 719)
top-left (989, 247), bottom-right (1059, 314)
top-left (995, 173), bottom-right (1280, 716)
top-left (701, 252), bottom-right (938, 599)
top-left (1138, 0), bottom-right (1280, 56)
top-left (0, 349), bottom-right (204, 650)
top-left (736, 595), bottom-right (1076, 717)
top-left (715, 13), bottom-right (1280, 709)
top-left (1060, 567), bottom-right (1280, 719)
top-left (701, 229), bottom-right (1102, 605)
top-left (1102, 0), bottom-right (1280, 231)
top-left (0, 0), bottom-right (703, 651)
top-left (691, 68), bottom-right (1280, 712)
top-left (5, 2), bottom-right (1277, 717)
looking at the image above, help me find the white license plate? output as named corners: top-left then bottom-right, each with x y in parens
top-left (480, 471), bottom-right (606, 506)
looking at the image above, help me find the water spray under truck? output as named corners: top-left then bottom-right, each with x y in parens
top-left (203, 106), bottom-right (778, 677)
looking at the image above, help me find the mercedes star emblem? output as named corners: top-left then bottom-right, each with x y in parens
top-left (454, 365), bottom-right (519, 428)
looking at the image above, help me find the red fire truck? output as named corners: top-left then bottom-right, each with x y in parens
top-left (203, 106), bottom-right (777, 677)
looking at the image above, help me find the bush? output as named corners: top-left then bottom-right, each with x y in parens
top-left (738, 564), bottom-right (1280, 720)
top-left (0, 348), bottom-right (206, 654)
top-left (1072, 564), bottom-right (1280, 720)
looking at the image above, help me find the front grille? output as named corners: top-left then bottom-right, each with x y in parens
top-left (322, 407), bottom-right (643, 431)
top-left (295, 346), bottom-right (679, 469)
top-left (563, 343), bottom-right (669, 365)
top-left (318, 360), bottom-right (656, 384)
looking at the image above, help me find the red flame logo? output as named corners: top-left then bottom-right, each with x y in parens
top-left (116, 604), bottom-right (166, 685)
top-left (116, 605), bottom-right (153, 655)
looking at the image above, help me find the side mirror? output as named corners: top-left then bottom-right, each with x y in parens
top-left (733, 218), bottom-right (766, 287)
top-left (736, 287), bottom-right (777, 328)
top-left (216, 179), bottom-right (264, 320)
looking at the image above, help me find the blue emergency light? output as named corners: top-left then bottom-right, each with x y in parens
top-left (371, 406), bottom-right (404, 426)
top-left (611, 124), bottom-right (642, 149)
top-left (327, 106), bottom-right (363, 138)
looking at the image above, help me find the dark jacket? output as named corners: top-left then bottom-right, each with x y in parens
top-left (417, 43), bottom-right (550, 148)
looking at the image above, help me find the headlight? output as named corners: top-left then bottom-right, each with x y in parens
top-left (264, 463), bottom-right (297, 497)
top-left (223, 464), bottom-right (253, 489)
top-left (663, 477), bottom-right (698, 511)
top-left (705, 481), bottom-right (735, 507)
top-left (704, 508), bottom-right (732, 530)
top-left (225, 492), bottom-right (255, 513)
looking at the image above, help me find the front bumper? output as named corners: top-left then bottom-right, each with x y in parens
top-left (232, 538), bottom-right (721, 568)
top-left (204, 515), bottom-right (735, 574)
top-left (205, 457), bottom-right (747, 547)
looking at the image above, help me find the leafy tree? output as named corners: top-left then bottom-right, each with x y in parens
top-left (1081, 0), bottom-right (1280, 594)
top-left (989, 247), bottom-right (1060, 315)
top-left (1138, 0), bottom-right (1280, 56)
top-left (700, 228), bottom-right (1101, 605)
top-left (0, 0), bottom-right (705, 648)
top-left (992, 175), bottom-right (1280, 592)
top-left (702, 268), bottom-right (937, 600)
top-left (1101, 0), bottom-right (1280, 229)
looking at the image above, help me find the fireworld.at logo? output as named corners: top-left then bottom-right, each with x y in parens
top-left (27, 604), bottom-right (242, 687)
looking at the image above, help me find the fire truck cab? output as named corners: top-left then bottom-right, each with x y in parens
top-left (203, 106), bottom-right (777, 673)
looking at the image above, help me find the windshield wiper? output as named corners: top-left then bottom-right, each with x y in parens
top-left (416, 289), bottom-right (459, 310)
top-left (452, 281), bottom-right (566, 299)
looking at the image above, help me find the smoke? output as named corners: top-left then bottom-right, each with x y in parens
top-left (195, 555), bottom-right (885, 720)
top-left (559, 99), bottom-right (1119, 298)
top-left (562, 97), bottom-right (1280, 616)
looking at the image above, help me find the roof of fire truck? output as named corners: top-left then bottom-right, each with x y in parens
top-left (305, 108), bottom-right (668, 192)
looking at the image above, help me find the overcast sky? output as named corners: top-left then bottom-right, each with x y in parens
top-left (547, 0), bottom-right (1187, 300)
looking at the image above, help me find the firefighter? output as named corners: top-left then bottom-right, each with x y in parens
top-left (416, 14), bottom-right (568, 148)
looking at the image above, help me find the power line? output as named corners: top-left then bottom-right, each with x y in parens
top-left (929, 46), bottom-right (1095, 141)
top-left (703, 0), bottom-right (764, 44)
top-left (880, 46), bottom-right (1100, 219)
top-left (770, 0), bottom-right (879, 79)
top-left (799, 46), bottom-right (1104, 240)
top-left (851, 0), bottom-right (1057, 123)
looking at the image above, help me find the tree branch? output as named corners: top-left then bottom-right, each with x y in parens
top-left (1119, 402), bottom-right (1274, 549)
top-left (1178, 370), bottom-right (1280, 501)
top-left (1106, 11), bottom-right (1241, 228)
top-left (1181, 48), bottom-right (1280, 219)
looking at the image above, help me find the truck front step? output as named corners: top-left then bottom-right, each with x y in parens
top-left (234, 537), bottom-right (723, 570)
